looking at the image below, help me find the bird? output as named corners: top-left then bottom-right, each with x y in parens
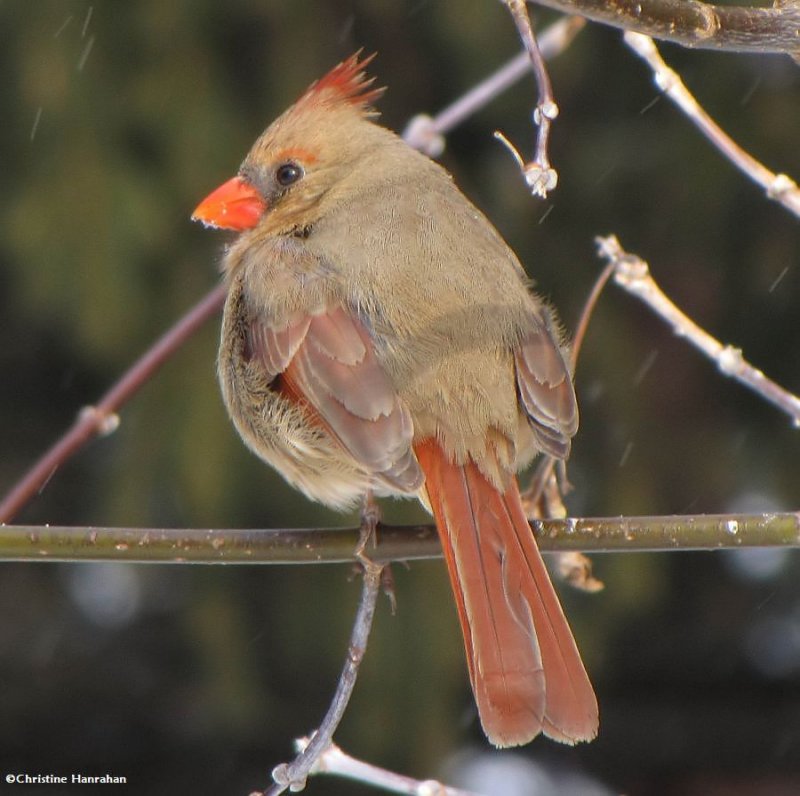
top-left (192, 51), bottom-right (598, 747)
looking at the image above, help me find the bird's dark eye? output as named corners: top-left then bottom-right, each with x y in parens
top-left (275, 162), bottom-right (303, 187)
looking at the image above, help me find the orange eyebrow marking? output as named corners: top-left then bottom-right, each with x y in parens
top-left (274, 147), bottom-right (318, 165)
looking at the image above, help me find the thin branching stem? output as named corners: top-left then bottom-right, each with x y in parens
top-left (500, 0), bottom-right (561, 197)
top-left (571, 261), bottom-right (617, 371)
top-left (402, 15), bottom-right (584, 156)
top-left (261, 560), bottom-right (384, 795)
top-left (294, 741), bottom-right (483, 796)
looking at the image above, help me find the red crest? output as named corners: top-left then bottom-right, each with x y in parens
top-left (299, 51), bottom-right (384, 116)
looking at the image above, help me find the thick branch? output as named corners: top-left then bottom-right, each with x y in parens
top-left (529, 0), bottom-right (800, 56)
top-left (1, 512), bottom-right (798, 564)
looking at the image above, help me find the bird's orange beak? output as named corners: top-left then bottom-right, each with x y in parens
top-left (191, 176), bottom-right (266, 231)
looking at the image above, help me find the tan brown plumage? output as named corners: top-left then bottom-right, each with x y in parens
top-left (194, 52), bottom-right (598, 746)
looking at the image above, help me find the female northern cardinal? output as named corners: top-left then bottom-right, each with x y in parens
top-left (193, 52), bottom-right (598, 747)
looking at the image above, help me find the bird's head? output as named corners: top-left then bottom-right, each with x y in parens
top-left (192, 51), bottom-right (390, 237)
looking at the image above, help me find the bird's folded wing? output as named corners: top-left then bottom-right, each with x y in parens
top-left (514, 319), bottom-right (578, 460)
top-left (248, 306), bottom-right (422, 492)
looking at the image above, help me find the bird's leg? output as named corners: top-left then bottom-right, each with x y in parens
top-left (355, 491), bottom-right (397, 614)
top-left (356, 489), bottom-right (380, 564)
top-left (521, 459), bottom-right (601, 593)
top-left (520, 455), bottom-right (556, 517)
top-left (521, 456), bottom-right (575, 519)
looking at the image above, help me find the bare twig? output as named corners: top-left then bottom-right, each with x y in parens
top-left (283, 741), bottom-right (482, 796)
top-left (596, 235), bottom-right (800, 425)
top-left (529, 0), bottom-right (800, 57)
top-left (571, 261), bottom-right (617, 372)
top-left (0, 284), bottom-right (227, 524)
top-left (402, 15), bottom-right (585, 156)
top-left (495, 0), bottom-right (560, 197)
top-left (1, 512), bottom-right (799, 564)
top-left (261, 560), bottom-right (384, 796)
top-left (624, 32), bottom-right (800, 218)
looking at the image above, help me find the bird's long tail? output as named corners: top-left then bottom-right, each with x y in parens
top-left (414, 438), bottom-right (598, 747)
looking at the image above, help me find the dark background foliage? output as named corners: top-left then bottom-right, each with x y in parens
top-left (0, 1), bottom-right (798, 794)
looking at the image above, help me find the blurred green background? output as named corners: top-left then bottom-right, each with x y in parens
top-left (1, 1), bottom-right (798, 794)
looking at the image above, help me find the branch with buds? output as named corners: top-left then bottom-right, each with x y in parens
top-left (596, 235), bottom-right (800, 426)
top-left (624, 32), bottom-right (800, 218)
top-left (497, 0), bottom-right (561, 197)
top-left (0, 285), bottom-right (227, 524)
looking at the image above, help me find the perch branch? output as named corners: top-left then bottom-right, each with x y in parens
top-left (1, 512), bottom-right (798, 564)
top-left (529, 0), bottom-right (800, 57)
top-left (596, 235), bottom-right (800, 425)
